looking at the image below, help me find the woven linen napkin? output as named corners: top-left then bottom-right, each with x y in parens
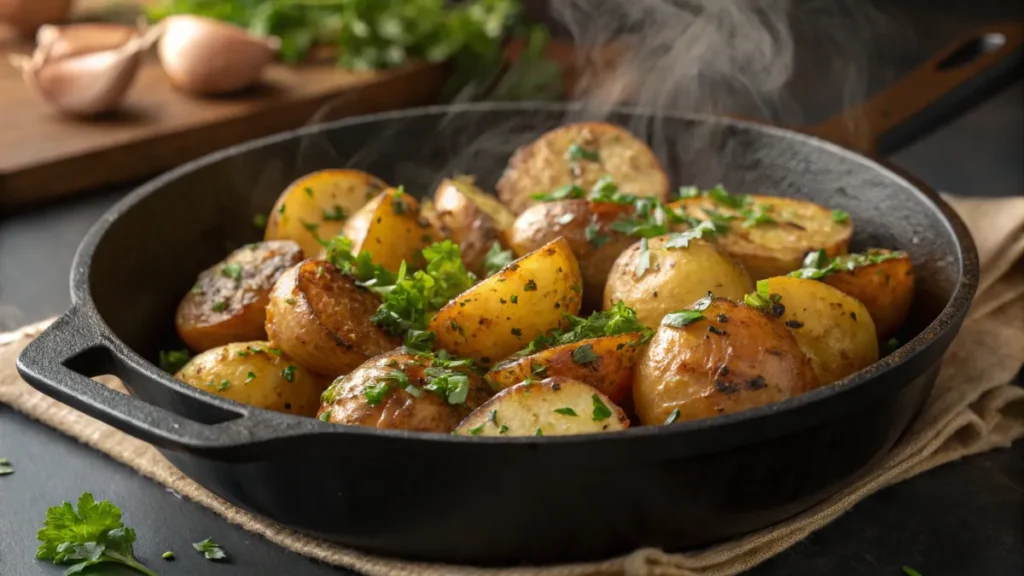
top-left (1, 194), bottom-right (1022, 576)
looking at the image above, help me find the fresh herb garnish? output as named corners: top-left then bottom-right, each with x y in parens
top-left (245, 371), bottom-right (256, 384)
top-left (788, 248), bottom-right (906, 279)
top-left (571, 343), bottom-right (599, 365)
top-left (661, 310), bottom-right (705, 328)
top-left (535, 428), bottom-right (544, 436)
top-left (391, 187), bottom-right (409, 215)
top-left (663, 220), bottom-right (719, 249)
top-left (192, 538), bottom-right (227, 561)
top-left (516, 301), bottom-right (652, 357)
top-left (36, 492), bottom-right (157, 576)
top-left (403, 329), bottom-right (437, 353)
top-left (158, 349), bottom-right (191, 373)
top-left (831, 209), bottom-right (850, 223)
top-left (523, 279), bottom-right (538, 291)
top-left (483, 241), bottom-right (516, 277)
top-left (665, 408), bottom-right (681, 424)
top-left (511, 327), bottom-right (523, 338)
top-left (252, 213), bottom-right (268, 229)
top-left (743, 279), bottom-right (784, 316)
top-left (531, 184), bottom-right (586, 202)
top-left (885, 337), bottom-right (902, 354)
top-left (554, 407), bottom-right (578, 416)
top-left (566, 142), bottom-right (600, 162)
top-left (902, 567), bottom-right (923, 576)
top-left (584, 223), bottom-right (609, 247)
top-left (281, 365), bottom-right (296, 382)
top-left (212, 300), bottom-right (228, 312)
top-left (677, 186), bottom-right (701, 199)
top-left (221, 262), bottom-right (243, 282)
top-left (591, 395), bottom-right (612, 421)
top-left (322, 205), bottom-right (346, 221)
top-left (635, 237), bottom-right (651, 278)
top-left (162, 551), bottom-right (174, 560)
top-left (0, 457), bottom-right (13, 476)
top-left (499, 425), bottom-right (509, 434)
top-left (364, 370), bottom-right (408, 406)
top-left (469, 424), bottom-right (485, 435)
top-left (422, 351), bottom-right (474, 405)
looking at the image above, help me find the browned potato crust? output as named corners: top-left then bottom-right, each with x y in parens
top-left (341, 188), bottom-right (438, 272)
top-left (265, 260), bottom-right (400, 376)
top-left (509, 199), bottom-right (637, 311)
top-left (821, 251), bottom-right (914, 340)
top-left (670, 195), bottom-right (852, 280)
top-left (317, 351), bottom-right (490, 432)
top-left (175, 240), bottom-right (303, 353)
top-left (431, 177), bottom-right (516, 276)
top-left (454, 377), bottom-right (629, 436)
top-left (603, 235), bottom-right (754, 328)
top-left (634, 299), bottom-right (817, 425)
top-left (175, 341), bottom-right (329, 417)
top-left (496, 122), bottom-right (670, 214)
top-left (265, 169), bottom-right (388, 258)
top-left (487, 332), bottom-right (646, 406)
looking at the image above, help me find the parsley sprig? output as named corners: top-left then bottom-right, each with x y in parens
top-left (788, 248), bottom-right (906, 279)
top-left (483, 241), bottom-right (516, 276)
top-left (744, 280), bottom-right (785, 316)
top-left (514, 301), bottom-right (652, 357)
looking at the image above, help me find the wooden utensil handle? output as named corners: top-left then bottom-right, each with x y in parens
top-left (808, 22), bottom-right (1023, 156)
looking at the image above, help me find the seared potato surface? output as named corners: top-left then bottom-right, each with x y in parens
top-left (343, 188), bottom-right (438, 272)
top-left (431, 177), bottom-right (516, 276)
top-left (820, 250), bottom-right (914, 341)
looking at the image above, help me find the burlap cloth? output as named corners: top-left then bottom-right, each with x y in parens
top-left (2, 194), bottom-right (1023, 576)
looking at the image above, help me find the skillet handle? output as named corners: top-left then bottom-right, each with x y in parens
top-left (16, 306), bottom-right (281, 459)
top-left (806, 22), bottom-right (1023, 157)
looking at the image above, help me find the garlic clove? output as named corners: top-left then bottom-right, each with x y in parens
top-left (157, 15), bottom-right (279, 96)
top-left (36, 23), bottom-right (139, 60)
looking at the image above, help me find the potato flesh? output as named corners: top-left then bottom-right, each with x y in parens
top-left (821, 252), bottom-right (914, 340)
top-left (432, 178), bottom-right (514, 276)
top-left (603, 236), bottom-right (753, 329)
top-left (634, 299), bottom-right (817, 425)
top-left (428, 237), bottom-right (583, 365)
top-left (265, 169), bottom-right (388, 258)
top-left (347, 188), bottom-right (438, 272)
top-left (761, 276), bottom-right (879, 386)
top-left (175, 240), bottom-right (303, 353)
top-left (496, 121), bottom-right (670, 214)
top-left (455, 377), bottom-right (629, 436)
top-left (175, 341), bottom-right (329, 417)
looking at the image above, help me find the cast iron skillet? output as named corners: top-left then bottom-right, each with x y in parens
top-left (16, 25), bottom-right (1021, 565)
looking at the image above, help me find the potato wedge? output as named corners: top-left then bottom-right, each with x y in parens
top-left (342, 188), bottom-right (438, 272)
top-left (509, 199), bottom-right (637, 311)
top-left (634, 298), bottom-right (817, 425)
top-left (487, 332), bottom-right (646, 406)
top-left (175, 240), bottom-right (303, 353)
top-left (175, 341), bottom-right (329, 417)
top-left (265, 260), bottom-right (400, 376)
top-left (820, 250), bottom-right (914, 340)
top-left (430, 176), bottom-right (516, 276)
top-left (317, 351), bottom-right (491, 433)
top-left (427, 237), bottom-right (583, 366)
top-left (759, 276), bottom-right (879, 385)
top-left (265, 169), bottom-right (388, 258)
top-left (604, 235), bottom-right (753, 328)
top-left (454, 377), bottom-right (629, 436)
top-left (496, 122), bottom-right (670, 214)
top-left (670, 194), bottom-right (852, 280)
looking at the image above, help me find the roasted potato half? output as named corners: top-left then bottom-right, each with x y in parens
top-left (265, 260), bottom-right (400, 376)
top-left (670, 194), bottom-right (852, 280)
top-left (604, 235), bottom-right (753, 328)
top-left (428, 237), bottom-right (583, 365)
top-left (634, 298), bottom-right (818, 425)
top-left (760, 276), bottom-right (879, 386)
top-left (509, 199), bottom-right (637, 311)
top-left (265, 169), bottom-right (388, 258)
top-left (175, 240), bottom-right (303, 353)
top-left (820, 250), bottom-right (914, 340)
top-left (430, 177), bottom-right (516, 276)
top-left (317, 351), bottom-right (491, 432)
top-left (341, 188), bottom-right (438, 272)
top-left (454, 377), bottom-right (629, 436)
top-left (496, 122), bottom-right (670, 214)
top-left (175, 341), bottom-right (329, 417)
top-left (487, 332), bottom-right (646, 406)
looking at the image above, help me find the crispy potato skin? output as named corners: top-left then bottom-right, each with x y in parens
top-left (432, 178), bottom-right (515, 276)
top-left (487, 333), bottom-right (646, 406)
top-left (175, 240), bottom-right (303, 353)
top-left (670, 195), bottom-right (852, 280)
top-left (175, 341), bottom-right (329, 417)
top-left (603, 235), bottom-right (753, 328)
top-left (455, 376), bottom-right (629, 436)
top-left (265, 169), bottom-right (388, 258)
top-left (496, 122), bottom-right (670, 214)
top-left (265, 261), bottom-right (400, 376)
top-left (509, 199), bottom-right (637, 311)
top-left (821, 252), bottom-right (914, 340)
top-left (428, 238), bottom-right (583, 365)
top-left (762, 276), bottom-right (879, 386)
top-left (317, 351), bottom-right (490, 432)
top-left (634, 299), bottom-right (818, 425)
top-left (343, 188), bottom-right (438, 272)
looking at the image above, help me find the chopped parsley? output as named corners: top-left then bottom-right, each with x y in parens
top-left (566, 142), bottom-right (600, 162)
top-left (661, 310), bottom-right (705, 328)
top-left (585, 223), bottom-right (609, 247)
top-left (391, 187), bottom-right (409, 215)
top-left (364, 370), bottom-right (408, 406)
top-left (281, 365), bottom-right (296, 382)
top-left (252, 213), bottom-right (268, 229)
top-left (511, 327), bottom-right (523, 338)
top-left (245, 371), bottom-right (256, 384)
top-left (499, 425), bottom-right (509, 434)
top-left (635, 237), bottom-right (651, 278)
top-left (318, 409), bottom-right (332, 422)
top-left (788, 248), bottom-right (906, 279)
top-left (531, 184), bottom-right (586, 202)
top-left (663, 220), bottom-right (719, 249)
top-left (524, 279), bottom-right (538, 291)
top-left (469, 424), bottom-right (485, 435)
top-left (158, 349), bottom-right (191, 373)
top-left (422, 350), bottom-right (476, 405)
top-left (706, 184), bottom-right (748, 209)
top-left (192, 538), bottom-right (227, 561)
top-left (402, 329), bottom-right (437, 353)
top-left (571, 343), bottom-right (599, 365)
top-left (322, 205), bottom-right (346, 221)
top-left (303, 186), bottom-right (314, 197)
top-left (212, 300), bottom-right (228, 312)
top-left (162, 551), bottom-right (175, 560)
top-left (0, 457), bottom-right (12, 475)
top-left (483, 241), bottom-right (516, 277)
top-left (831, 209), bottom-right (850, 223)
top-left (665, 408), bottom-right (681, 424)
top-left (515, 301), bottom-right (652, 357)
top-left (554, 407), bottom-right (578, 416)
top-left (535, 428), bottom-right (544, 436)
top-left (744, 279), bottom-right (784, 316)
top-left (510, 294), bottom-right (518, 304)
top-left (591, 395), bottom-right (612, 421)
top-left (677, 186), bottom-right (701, 199)
top-left (885, 337), bottom-right (902, 354)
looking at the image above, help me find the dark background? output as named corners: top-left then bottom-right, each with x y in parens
top-left (1, 0), bottom-right (1022, 574)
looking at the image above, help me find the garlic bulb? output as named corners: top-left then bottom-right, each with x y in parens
top-left (157, 15), bottom-right (280, 96)
top-left (0, 0), bottom-right (71, 38)
top-left (36, 23), bottom-right (139, 60)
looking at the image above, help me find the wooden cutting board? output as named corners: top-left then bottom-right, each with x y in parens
top-left (0, 39), bottom-right (448, 210)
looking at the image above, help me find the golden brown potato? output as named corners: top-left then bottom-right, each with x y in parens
top-left (175, 341), bottom-right (329, 417)
top-left (509, 199), bottom-right (637, 311)
top-left (603, 235), bottom-right (753, 328)
top-left (317, 351), bottom-right (491, 433)
top-left (454, 377), bottom-right (629, 436)
top-left (634, 299), bottom-right (818, 425)
top-left (670, 194), bottom-right (852, 280)
top-left (428, 237), bottom-right (583, 366)
top-left (496, 122), bottom-right (670, 214)
top-left (175, 240), bottom-right (303, 353)
top-left (265, 169), bottom-right (388, 258)
top-left (487, 332), bottom-right (646, 407)
top-left (429, 177), bottom-right (516, 276)
top-left (759, 276), bottom-right (879, 385)
top-left (265, 260), bottom-right (400, 376)
top-left (819, 250), bottom-right (914, 340)
top-left (340, 188), bottom-right (438, 272)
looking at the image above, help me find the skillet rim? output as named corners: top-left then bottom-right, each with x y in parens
top-left (66, 101), bottom-right (980, 449)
